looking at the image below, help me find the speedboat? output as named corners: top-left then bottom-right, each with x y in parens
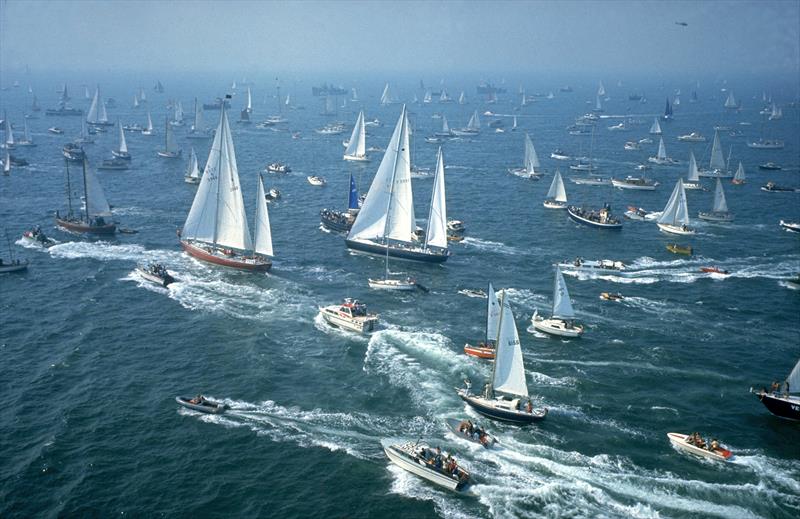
top-left (367, 277), bottom-right (417, 291)
top-left (761, 182), bottom-right (797, 193)
top-left (557, 258), bottom-right (629, 276)
top-left (319, 298), bottom-right (378, 334)
top-left (700, 266), bottom-right (729, 274)
top-left (666, 243), bottom-right (693, 255)
top-left (307, 175), bottom-right (326, 186)
top-left (624, 206), bottom-right (660, 221)
top-left (779, 220), bottom-right (800, 233)
top-left (600, 292), bottom-right (624, 301)
top-left (266, 162), bottom-right (291, 174)
top-left (551, 149), bottom-right (570, 160)
top-left (48, 127), bottom-right (63, 134)
top-left (677, 132), bottom-right (706, 142)
top-left (383, 441), bottom-right (470, 492)
top-left (265, 188), bottom-right (281, 201)
top-left (747, 138), bottom-right (784, 149)
top-left (464, 342), bottom-right (495, 359)
top-left (457, 288), bottom-right (487, 298)
top-left (667, 433), bottom-right (732, 462)
top-left (447, 219), bottom-right (465, 233)
top-left (623, 141), bottom-right (640, 150)
top-left (759, 162), bottom-right (781, 170)
top-left (136, 262), bottom-right (177, 287)
top-left (444, 418), bottom-right (496, 448)
top-left (611, 176), bottom-right (658, 190)
top-left (571, 176), bottom-right (611, 186)
top-left (607, 123), bottom-right (626, 131)
top-left (175, 396), bottom-right (228, 414)
top-left (21, 227), bottom-right (57, 248)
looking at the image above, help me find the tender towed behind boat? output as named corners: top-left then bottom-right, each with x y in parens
top-left (176, 395), bottom-right (229, 414)
top-left (383, 441), bottom-right (471, 491)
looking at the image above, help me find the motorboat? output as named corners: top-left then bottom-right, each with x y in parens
top-left (666, 243), bottom-right (693, 255)
top-left (623, 141), bottom-right (640, 151)
top-left (444, 418), bottom-right (496, 448)
top-left (668, 433), bottom-right (732, 462)
top-left (0, 259), bottom-right (28, 273)
top-left (624, 206), bottom-right (660, 221)
top-left (747, 139), bottom-right (784, 150)
top-left (557, 257), bottom-right (629, 276)
top-left (779, 220), bottom-right (800, 233)
top-left (567, 204), bottom-right (622, 229)
top-left (457, 288), bottom-right (487, 298)
top-left (531, 267), bottom-right (584, 338)
top-left (570, 176), bottom-right (611, 186)
top-left (677, 132), bottom-right (706, 142)
top-left (759, 162), bottom-right (781, 171)
top-left (62, 143), bottom-right (85, 162)
top-left (136, 262), bottom-right (177, 287)
top-left (383, 441), bottom-right (470, 492)
top-left (319, 298), bottom-right (378, 334)
top-left (266, 162), bottom-right (291, 174)
top-left (600, 292), bottom-right (624, 301)
top-left (21, 226), bottom-right (58, 248)
top-left (446, 219), bottom-right (465, 233)
top-left (307, 175), bottom-right (326, 186)
top-left (750, 359), bottom-right (800, 420)
top-left (700, 266), bottom-right (729, 274)
top-left (265, 188), bottom-right (280, 201)
top-left (315, 123), bottom-right (346, 135)
top-left (611, 176), bottom-right (658, 191)
top-left (761, 182), bottom-right (797, 193)
top-left (175, 396), bottom-right (228, 414)
top-left (97, 158), bottom-right (130, 171)
top-left (48, 127), bottom-right (64, 134)
top-left (550, 149), bottom-right (570, 160)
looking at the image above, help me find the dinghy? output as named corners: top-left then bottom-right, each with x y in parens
top-left (21, 226), bottom-right (57, 248)
top-left (175, 396), bottom-right (228, 414)
top-left (657, 180), bottom-right (695, 235)
top-left (307, 175), bottom-right (326, 186)
top-left (383, 441), bottom-right (470, 491)
top-left (666, 243), bottom-right (692, 255)
top-left (531, 266), bottom-right (584, 338)
top-left (464, 282), bottom-right (500, 360)
top-left (444, 418), bottom-right (496, 447)
top-left (668, 432), bottom-right (732, 462)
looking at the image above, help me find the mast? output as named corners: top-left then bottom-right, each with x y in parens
top-left (65, 159), bottom-right (74, 218)
top-left (81, 159), bottom-right (89, 223)
top-left (212, 102), bottom-right (228, 246)
top-left (380, 107), bottom-right (407, 246)
top-left (488, 290), bottom-right (507, 397)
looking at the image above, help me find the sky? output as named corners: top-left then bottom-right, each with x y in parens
top-left (0, 0), bottom-right (798, 81)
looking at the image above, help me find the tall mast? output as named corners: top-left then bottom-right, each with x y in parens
top-left (81, 159), bottom-right (89, 223)
top-left (212, 100), bottom-right (228, 246)
top-left (381, 107), bottom-right (406, 245)
top-left (253, 173), bottom-right (262, 255)
top-left (276, 79), bottom-right (282, 115)
top-left (65, 158), bottom-right (74, 218)
top-left (488, 290), bottom-right (507, 397)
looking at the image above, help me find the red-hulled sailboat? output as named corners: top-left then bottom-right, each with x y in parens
top-left (179, 98), bottom-right (273, 271)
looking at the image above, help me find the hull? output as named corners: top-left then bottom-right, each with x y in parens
top-left (756, 391), bottom-right (800, 421)
top-left (658, 223), bottom-right (695, 235)
top-left (698, 212), bottom-right (733, 222)
top-left (176, 397), bottom-right (228, 414)
top-left (0, 261), bottom-right (28, 273)
top-left (319, 308), bottom-right (377, 333)
top-left (682, 181), bottom-right (703, 190)
top-left (464, 343), bottom-right (495, 359)
top-left (567, 207), bottom-right (622, 229)
top-left (157, 151), bottom-right (181, 158)
top-left (368, 278), bottom-right (416, 291)
top-left (56, 217), bottom-right (116, 235)
top-left (343, 154), bottom-right (370, 162)
top-left (458, 391), bottom-right (547, 424)
top-left (611, 179), bottom-right (658, 190)
top-left (667, 433), bottom-right (732, 461)
top-left (320, 213), bottom-right (353, 233)
top-left (184, 176), bottom-right (200, 184)
top-left (779, 221), bottom-right (800, 233)
top-left (383, 445), bottom-right (466, 491)
top-left (532, 316), bottom-right (584, 337)
top-left (181, 240), bottom-right (271, 271)
top-left (543, 200), bottom-right (567, 209)
top-left (346, 238), bottom-right (449, 263)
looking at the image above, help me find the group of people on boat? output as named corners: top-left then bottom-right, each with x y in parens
top-left (417, 446), bottom-right (466, 480)
top-left (342, 298), bottom-right (367, 316)
top-left (188, 394), bottom-right (205, 405)
top-left (765, 380), bottom-right (791, 396)
top-left (573, 204), bottom-right (619, 225)
top-left (26, 225), bottom-right (53, 245)
top-left (685, 432), bottom-right (720, 451)
top-left (146, 262), bottom-right (170, 277)
top-left (457, 420), bottom-right (491, 446)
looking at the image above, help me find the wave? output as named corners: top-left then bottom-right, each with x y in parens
top-left (461, 237), bottom-right (524, 256)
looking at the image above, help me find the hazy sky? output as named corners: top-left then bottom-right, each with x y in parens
top-left (0, 0), bottom-right (798, 79)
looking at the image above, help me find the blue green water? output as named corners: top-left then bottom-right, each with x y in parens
top-left (1, 77), bottom-right (799, 518)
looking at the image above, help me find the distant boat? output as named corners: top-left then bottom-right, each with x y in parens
top-left (171, 100), bottom-right (185, 126)
top-left (142, 111), bottom-right (155, 136)
top-left (458, 91), bottom-right (467, 105)
top-left (698, 178), bottom-right (733, 222)
top-left (184, 148), bottom-right (201, 184)
top-left (239, 87), bottom-right (253, 123)
top-left (724, 90), bottom-right (739, 110)
top-left (111, 120), bottom-right (131, 160)
top-left (179, 104), bottom-right (273, 271)
top-left (157, 117), bottom-right (181, 158)
top-left (451, 110), bottom-right (480, 136)
top-left (86, 86), bottom-right (112, 127)
top-left (662, 97), bottom-right (673, 120)
top-left (698, 130), bottom-right (731, 177)
top-left (732, 162), bottom-right (746, 185)
top-left (380, 83), bottom-right (396, 106)
top-left (531, 266), bottom-right (584, 338)
top-left (769, 103), bottom-right (783, 120)
top-left (657, 180), bottom-right (694, 235)
top-left (611, 176), bottom-right (658, 191)
top-left (509, 133), bottom-right (541, 179)
top-left (45, 84), bottom-right (82, 116)
top-left (456, 291), bottom-right (548, 424)
top-left (154, 80), bottom-right (165, 93)
top-left (55, 158), bottom-right (116, 235)
top-left (683, 151), bottom-right (702, 190)
top-left (747, 138), bottom-right (784, 150)
top-left (648, 137), bottom-right (678, 165)
top-left (543, 170), bottom-right (567, 208)
top-left (187, 99), bottom-right (209, 139)
top-left (343, 111), bottom-right (369, 162)
top-left (31, 94), bottom-right (41, 112)
top-left (346, 106), bottom-right (449, 263)
top-left (320, 173), bottom-right (360, 233)
top-left (463, 282), bottom-right (500, 359)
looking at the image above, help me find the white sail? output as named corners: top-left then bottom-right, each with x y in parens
top-left (439, 88), bottom-right (449, 102)
top-left (687, 151), bottom-right (700, 182)
top-left (468, 110), bottom-right (480, 130)
top-left (546, 170), bottom-right (567, 202)
top-left (524, 133), bottom-right (541, 173)
top-left (117, 121), bottom-right (128, 153)
top-left (133, 95), bottom-right (139, 108)
top-left (649, 118), bottom-right (662, 135)
top-left (86, 87), bottom-right (100, 123)
top-left (344, 111), bottom-right (367, 158)
top-left (193, 98), bottom-right (205, 132)
top-left (83, 161), bottom-right (112, 217)
top-left (712, 178), bottom-right (728, 213)
top-left (658, 180), bottom-right (690, 226)
top-left (512, 116), bottom-right (517, 129)
top-left (595, 95), bottom-right (603, 111)
top-left (486, 282), bottom-right (500, 343)
top-left (182, 106), bottom-right (252, 251)
top-left (724, 91), bottom-right (737, 109)
top-left (246, 87), bottom-right (252, 112)
top-left (733, 162), bottom-right (745, 182)
top-left (492, 292), bottom-right (528, 398)
top-left (458, 91), bottom-right (466, 105)
top-left (4, 114), bottom-right (14, 145)
top-left (186, 148), bottom-right (200, 179)
top-left (84, 85), bottom-right (90, 99)
top-left (165, 118), bottom-right (177, 152)
top-left (787, 359), bottom-right (800, 394)
top-left (380, 83), bottom-right (391, 106)
top-left (99, 98), bottom-right (108, 123)
top-left (552, 267), bottom-right (575, 320)
top-left (174, 101), bottom-right (184, 123)
top-left (441, 115), bottom-right (450, 133)
top-left (709, 130), bottom-right (726, 170)
top-left (145, 111), bottom-right (154, 132)
top-left (80, 118), bottom-right (89, 140)
top-left (253, 175), bottom-right (274, 257)
top-left (597, 80), bottom-right (606, 97)
top-left (3, 150), bottom-right (9, 173)
top-left (657, 137), bottom-right (667, 160)
top-left (351, 88), bottom-right (358, 102)
top-left (348, 107), bottom-right (413, 243)
top-left (139, 87), bottom-right (146, 102)
top-left (423, 90), bottom-right (432, 103)
top-left (425, 147), bottom-right (448, 249)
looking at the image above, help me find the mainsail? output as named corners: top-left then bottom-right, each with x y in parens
top-left (424, 147), bottom-right (447, 249)
top-left (552, 267), bottom-right (575, 320)
top-left (733, 162), bottom-right (745, 183)
top-left (657, 137), bottom-right (667, 160)
top-left (724, 91), bottom-right (738, 109)
top-left (165, 118), bottom-right (178, 152)
top-left (687, 151), bottom-right (700, 182)
top-left (658, 180), bottom-right (690, 226)
top-left (186, 148), bottom-right (200, 180)
top-left (348, 173), bottom-right (359, 210)
top-left (786, 360), bottom-right (800, 394)
top-left (344, 111), bottom-right (367, 159)
top-left (491, 292), bottom-right (528, 398)
top-left (546, 170), bottom-right (567, 202)
top-left (182, 105), bottom-right (252, 251)
top-left (192, 98), bottom-right (205, 132)
top-left (458, 91), bottom-right (466, 105)
top-left (524, 133), bottom-right (540, 174)
top-left (649, 118), bottom-right (662, 135)
top-left (380, 83), bottom-right (392, 106)
top-left (712, 178), bottom-right (728, 213)
top-left (664, 97), bottom-right (673, 118)
top-left (253, 174), bottom-right (274, 257)
top-left (441, 115), bottom-right (450, 134)
top-left (467, 110), bottom-right (480, 130)
top-left (86, 87), bottom-right (101, 124)
top-left (709, 130), bottom-right (726, 170)
top-left (145, 111), bottom-right (154, 132)
top-left (83, 160), bottom-right (112, 218)
top-left (117, 121), bottom-right (128, 153)
top-left (4, 112), bottom-right (14, 146)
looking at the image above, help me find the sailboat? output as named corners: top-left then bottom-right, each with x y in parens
top-left (597, 80), bottom-right (606, 98)
top-left (662, 97), bottom-right (674, 120)
top-left (346, 106), bottom-right (449, 263)
top-left (511, 116), bottom-right (518, 132)
top-left (543, 170), bottom-right (568, 208)
top-left (592, 95), bottom-right (604, 113)
top-left (532, 266), bottom-right (584, 337)
top-left (769, 103), bottom-right (783, 121)
top-left (649, 117), bottom-right (662, 135)
top-left (111, 120), bottom-right (131, 160)
top-left (16, 119), bottom-right (34, 147)
top-left (171, 101), bottom-right (185, 126)
top-left (423, 90), bottom-right (432, 104)
top-left (699, 130), bottom-right (731, 177)
top-left (3, 150), bottom-right (10, 175)
top-left (509, 133), bottom-right (542, 179)
top-left (451, 110), bottom-right (480, 136)
top-left (184, 148), bottom-right (201, 184)
top-left (380, 83), bottom-right (394, 106)
top-left (458, 91), bottom-right (467, 105)
top-left (179, 103), bottom-right (273, 271)
top-left (133, 94), bottom-right (140, 108)
top-left (724, 90), bottom-right (739, 110)
top-left (154, 80), bottom-right (164, 93)
top-left (463, 282), bottom-right (501, 359)
top-left (320, 173), bottom-right (360, 232)
top-left (698, 178), bottom-right (733, 222)
top-left (86, 86), bottom-right (112, 126)
top-left (732, 162), bottom-right (746, 185)
top-left (657, 180), bottom-right (694, 235)
top-left (434, 115), bottom-right (454, 138)
top-left (439, 88), bottom-right (452, 103)
top-left (752, 358), bottom-right (800, 421)
top-left (457, 291), bottom-right (548, 423)
top-left (683, 151), bottom-right (702, 190)
top-left (2, 113), bottom-right (14, 149)
top-left (55, 158), bottom-right (116, 234)
top-left (343, 111), bottom-right (369, 162)
top-left (157, 117), bottom-right (181, 158)
top-left (45, 84), bottom-right (82, 116)
top-left (239, 87), bottom-right (253, 123)
top-left (141, 111), bottom-right (155, 136)
top-left (648, 137), bottom-right (678, 164)
top-left (187, 99), bottom-right (209, 139)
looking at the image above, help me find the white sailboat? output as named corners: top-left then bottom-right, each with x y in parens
top-left (171, 100), bottom-right (185, 126)
top-left (732, 161), bottom-right (746, 185)
top-left (86, 86), bottom-right (112, 126)
top-left (769, 103), bottom-right (783, 121)
top-left (457, 291), bottom-right (547, 423)
top-left (649, 117), bottom-right (662, 135)
top-left (451, 111), bottom-right (480, 136)
top-left (648, 137), bottom-right (677, 164)
top-left (343, 111), bottom-right (369, 162)
top-left (458, 91), bottom-right (466, 105)
top-left (532, 266), bottom-right (584, 337)
top-left (657, 180), bottom-right (695, 235)
top-left (724, 90), bottom-right (738, 109)
top-left (2, 150), bottom-right (10, 175)
top-left (510, 133), bottom-right (541, 179)
top-left (699, 130), bottom-right (731, 177)
top-left (3, 113), bottom-right (14, 148)
top-left (184, 147), bottom-right (201, 184)
top-left (346, 106), bottom-right (449, 263)
top-left (111, 120), bottom-right (131, 159)
top-left (463, 282), bottom-right (501, 359)
top-left (698, 178), bottom-right (733, 222)
top-left (682, 151), bottom-right (702, 190)
top-left (187, 98), bottom-right (209, 138)
top-left (543, 170), bottom-right (567, 209)
top-left (157, 117), bottom-right (181, 158)
top-left (380, 83), bottom-right (394, 106)
top-left (16, 118), bottom-right (35, 146)
top-left (597, 80), bottom-right (606, 98)
top-left (179, 103), bottom-right (273, 271)
top-left (142, 111), bottom-right (155, 136)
